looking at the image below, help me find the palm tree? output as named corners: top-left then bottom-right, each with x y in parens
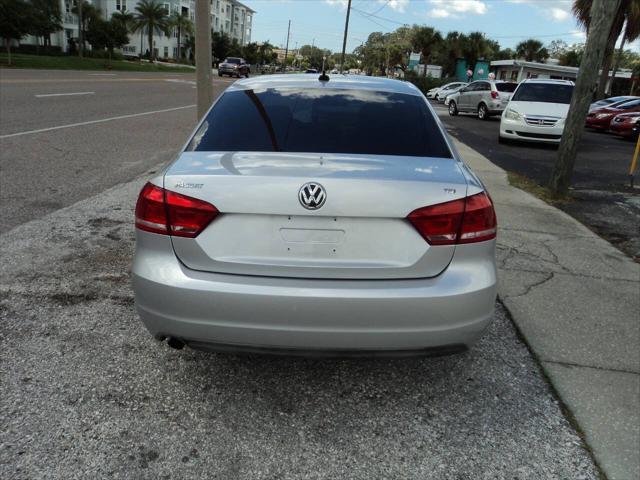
top-left (112, 8), bottom-right (135, 32)
top-left (72, 0), bottom-right (99, 56)
top-left (169, 11), bottom-right (193, 61)
top-left (573, 0), bottom-right (640, 98)
top-left (463, 32), bottom-right (495, 73)
top-left (133, 0), bottom-right (170, 61)
top-left (410, 26), bottom-right (442, 77)
top-left (515, 38), bottom-right (549, 62)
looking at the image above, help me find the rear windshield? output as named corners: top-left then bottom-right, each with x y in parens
top-left (512, 83), bottom-right (574, 104)
top-left (496, 83), bottom-right (517, 93)
top-left (224, 58), bottom-right (240, 64)
top-left (187, 88), bottom-right (452, 158)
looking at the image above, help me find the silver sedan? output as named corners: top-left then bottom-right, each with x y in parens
top-left (132, 74), bottom-right (497, 356)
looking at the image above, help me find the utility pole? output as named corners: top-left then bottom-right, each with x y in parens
top-left (195, 0), bottom-right (213, 120)
top-left (77, 0), bottom-right (83, 57)
top-left (549, 0), bottom-right (621, 195)
top-left (340, 0), bottom-right (352, 72)
top-left (283, 20), bottom-right (291, 69)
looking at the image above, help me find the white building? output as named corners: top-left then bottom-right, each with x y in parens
top-left (18, 0), bottom-right (255, 59)
top-left (491, 59), bottom-right (632, 83)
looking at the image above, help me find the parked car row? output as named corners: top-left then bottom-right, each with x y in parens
top-left (585, 98), bottom-right (640, 138)
top-left (438, 77), bottom-right (639, 144)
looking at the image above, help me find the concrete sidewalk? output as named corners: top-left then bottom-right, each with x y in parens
top-left (454, 139), bottom-right (640, 480)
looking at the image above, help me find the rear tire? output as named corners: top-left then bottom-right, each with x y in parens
top-left (449, 101), bottom-right (458, 116)
top-left (478, 103), bottom-right (489, 120)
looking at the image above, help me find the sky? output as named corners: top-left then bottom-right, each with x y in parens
top-left (244, 0), bottom-right (640, 55)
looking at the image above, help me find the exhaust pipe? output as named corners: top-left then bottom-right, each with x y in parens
top-left (166, 337), bottom-right (185, 350)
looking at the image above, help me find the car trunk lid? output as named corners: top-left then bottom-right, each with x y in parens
top-left (164, 152), bottom-right (469, 280)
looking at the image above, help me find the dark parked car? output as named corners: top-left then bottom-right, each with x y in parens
top-left (218, 57), bottom-right (250, 78)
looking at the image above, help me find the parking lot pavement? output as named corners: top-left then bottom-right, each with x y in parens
top-left (0, 69), bottom-right (233, 233)
top-left (0, 176), bottom-right (601, 479)
top-left (430, 101), bottom-right (640, 260)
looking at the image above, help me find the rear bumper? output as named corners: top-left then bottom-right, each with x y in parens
top-left (132, 232), bottom-right (497, 353)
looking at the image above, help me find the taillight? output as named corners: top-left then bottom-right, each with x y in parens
top-left (135, 182), bottom-right (219, 238)
top-left (407, 192), bottom-right (496, 245)
top-left (491, 91), bottom-right (499, 99)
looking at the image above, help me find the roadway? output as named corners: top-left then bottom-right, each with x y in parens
top-left (0, 69), bottom-right (233, 233)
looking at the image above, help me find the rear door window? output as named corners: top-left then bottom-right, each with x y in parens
top-left (496, 82), bottom-right (518, 93)
top-left (188, 88), bottom-right (453, 158)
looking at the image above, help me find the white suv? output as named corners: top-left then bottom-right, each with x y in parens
top-left (499, 79), bottom-right (575, 144)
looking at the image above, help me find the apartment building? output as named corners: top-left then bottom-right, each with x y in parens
top-left (19, 0), bottom-right (255, 59)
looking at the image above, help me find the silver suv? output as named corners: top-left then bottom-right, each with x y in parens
top-left (448, 80), bottom-right (517, 120)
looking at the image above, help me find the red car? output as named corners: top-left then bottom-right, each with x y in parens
top-left (586, 99), bottom-right (640, 130)
top-left (609, 112), bottom-right (640, 139)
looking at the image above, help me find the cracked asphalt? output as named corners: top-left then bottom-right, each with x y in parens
top-left (0, 179), bottom-right (600, 479)
top-left (0, 70), bottom-right (605, 479)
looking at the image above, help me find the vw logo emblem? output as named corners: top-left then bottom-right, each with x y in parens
top-left (298, 182), bottom-right (327, 210)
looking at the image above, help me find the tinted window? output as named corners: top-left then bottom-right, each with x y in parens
top-left (224, 57), bottom-right (240, 64)
top-left (512, 83), bottom-right (574, 103)
top-left (618, 99), bottom-right (640, 109)
top-left (496, 82), bottom-right (517, 93)
top-left (477, 82), bottom-right (490, 91)
top-left (188, 88), bottom-right (452, 158)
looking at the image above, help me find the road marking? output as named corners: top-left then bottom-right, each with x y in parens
top-left (0, 104), bottom-right (196, 139)
top-left (165, 79), bottom-right (196, 85)
top-left (35, 91), bottom-right (95, 98)
top-left (87, 73), bottom-right (116, 76)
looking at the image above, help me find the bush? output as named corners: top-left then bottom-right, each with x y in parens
top-left (15, 44), bottom-right (63, 56)
top-left (84, 49), bottom-right (124, 61)
top-left (405, 71), bottom-right (456, 94)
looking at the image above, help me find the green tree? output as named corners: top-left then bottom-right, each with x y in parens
top-left (133, 0), bottom-right (170, 60)
top-left (411, 26), bottom-right (442, 77)
top-left (241, 41), bottom-right (259, 65)
top-left (211, 31), bottom-right (230, 63)
top-left (183, 34), bottom-right (194, 61)
top-left (515, 38), bottom-right (549, 62)
top-left (0, 0), bottom-right (32, 65)
top-left (112, 8), bottom-right (135, 31)
top-left (494, 48), bottom-right (515, 61)
top-left (435, 31), bottom-right (468, 77)
top-left (464, 31), bottom-right (497, 69)
top-left (29, 0), bottom-right (62, 49)
top-left (169, 11), bottom-right (193, 60)
top-left (86, 15), bottom-right (129, 65)
top-left (547, 39), bottom-right (569, 57)
top-left (228, 38), bottom-right (242, 57)
top-left (257, 41), bottom-right (276, 65)
top-left (356, 31), bottom-right (387, 75)
top-left (558, 45), bottom-right (584, 66)
top-left (72, 0), bottom-right (99, 55)
top-left (572, 0), bottom-right (640, 98)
